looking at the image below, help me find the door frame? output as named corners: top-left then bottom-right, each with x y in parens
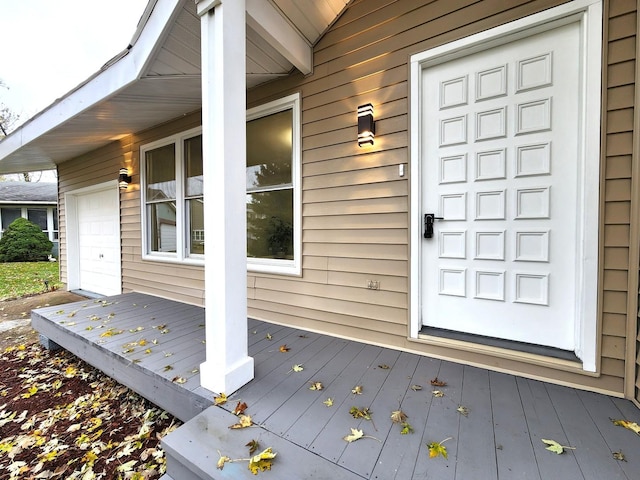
top-left (65, 180), bottom-right (122, 296)
top-left (408, 0), bottom-right (602, 372)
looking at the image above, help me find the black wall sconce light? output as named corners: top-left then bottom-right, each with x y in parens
top-left (119, 168), bottom-right (132, 190)
top-left (357, 103), bottom-right (375, 147)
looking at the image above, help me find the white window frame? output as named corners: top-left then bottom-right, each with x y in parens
top-left (140, 126), bottom-right (204, 265)
top-left (246, 93), bottom-right (302, 276)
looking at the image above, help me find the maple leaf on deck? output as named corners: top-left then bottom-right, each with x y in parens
top-left (343, 428), bottom-right (364, 443)
top-left (390, 410), bottom-right (408, 424)
top-left (350, 406), bottom-right (372, 420)
top-left (246, 439), bottom-right (260, 455)
top-left (323, 398), bottom-right (334, 407)
top-left (430, 377), bottom-right (447, 387)
top-left (214, 393), bottom-right (228, 406)
top-left (248, 447), bottom-right (277, 475)
top-left (351, 385), bottom-right (363, 395)
top-left (400, 422), bottom-right (414, 434)
top-left (457, 405), bottom-right (469, 417)
top-left (309, 381), bottom-right (323, 391)
top-left (541, 438), bottom-right (575, 454)
top-left (427, 437), bottom-right (451, 459)
top-left (217, 453), bottom-right (231, 470)
top-left (229, 415), bottom-right (253, 429)
top-left (279, 344), bottom-right (290, 353)
top-left (233, 401), bottom-right (248, 416)
top-left (432, 390), bottom-right (444, 398)
top-left (611, 418), bottom-right (640, 436)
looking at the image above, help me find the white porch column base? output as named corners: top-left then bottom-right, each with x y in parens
top-left (198, 0), bottom-right (253, 394)
top-left (200, 356), bottom-right (255, 396)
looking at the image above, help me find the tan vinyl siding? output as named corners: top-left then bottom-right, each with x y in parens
top-left (245, 0), bottom-right (637, 396)
top-left (58, 111), bottom-right (205, 306)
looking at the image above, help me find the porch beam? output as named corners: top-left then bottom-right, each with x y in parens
top-left (198, 0), bottom-right (254, 394)
top-left (246, 0), bottom-right (313, 75)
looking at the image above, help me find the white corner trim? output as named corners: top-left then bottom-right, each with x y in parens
top-left (409, 0), bottom-right (602, 371)
top-left (246, 0), bottom-right (313, 75)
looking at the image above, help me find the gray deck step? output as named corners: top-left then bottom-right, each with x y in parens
top-left (162, 405), bottom-right (364, 480)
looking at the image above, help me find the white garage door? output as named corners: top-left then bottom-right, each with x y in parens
top-left (76, 187), bottom-right (121, 296)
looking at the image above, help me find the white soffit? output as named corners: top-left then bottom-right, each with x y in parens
top-left (0, 0), bottom-right (349, 173)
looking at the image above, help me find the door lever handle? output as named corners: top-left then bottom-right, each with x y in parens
top-left (424, 213), bottom-right (444, 239)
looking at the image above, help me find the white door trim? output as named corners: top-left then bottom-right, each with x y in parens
top-left (409, 0), bottom-right (602, 371)
top-left (65, 180), bottom-right (122, 295)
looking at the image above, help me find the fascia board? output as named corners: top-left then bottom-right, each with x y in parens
top-left (0, 0), bottom-right (184, 163)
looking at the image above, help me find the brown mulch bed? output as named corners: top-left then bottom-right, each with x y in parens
top-left (0, 343), bottom-right (181, 479)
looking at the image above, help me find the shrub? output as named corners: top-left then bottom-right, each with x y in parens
top-left (0, 217), bottom-right (53, 262)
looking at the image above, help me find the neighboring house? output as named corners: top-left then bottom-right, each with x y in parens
top-left (0, 0), bottom-right (638, 409)
top-left (0, 182), bottom-right (59, 257)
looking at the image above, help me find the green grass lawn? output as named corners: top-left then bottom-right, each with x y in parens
top-left (0, 262), bottom-right (62, 300)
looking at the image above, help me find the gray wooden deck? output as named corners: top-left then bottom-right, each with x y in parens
top-left (32, 293), bottom-right (640, 480)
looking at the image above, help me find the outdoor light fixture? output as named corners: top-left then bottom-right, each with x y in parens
top-left (357, 103), bottom-right (375, 147)
top-left (118, 168), bottom-right (132, 190)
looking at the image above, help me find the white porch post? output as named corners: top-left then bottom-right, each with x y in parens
top-left (197, 0), bottom-right (254, 394)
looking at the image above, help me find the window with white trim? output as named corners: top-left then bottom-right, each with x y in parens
top-left (246, 93), bottom-right (301, 275)
top-left (141, 127), bottom-right (204, 262)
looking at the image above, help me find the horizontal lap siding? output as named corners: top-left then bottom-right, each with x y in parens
top-left (604, 1), bottom-right (638, 400)
top-left (58, 111), bottom-right (205, 306)
top-left (247, 0), bottom-right (636, 396)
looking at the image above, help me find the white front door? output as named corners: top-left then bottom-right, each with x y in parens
top-left (420, 20), bottom-right (590, 351)
top-left (76, 187), bottom-right (121, 296)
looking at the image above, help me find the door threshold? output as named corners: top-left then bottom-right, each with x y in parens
top-left (419, 327), bottom-right (580, 363)
top-left (70, 289), bottom-right (105, 299)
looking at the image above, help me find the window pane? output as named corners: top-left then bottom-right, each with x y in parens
top-left (148, 202), bottom-right (177, 252)
top-left (185, 135), bottom-right (203, 197)
top-left (27, 209), bottom-right (47, 230)
top-left (53, 208), bottom-right (58, 231)
top-left (187, 198), bottom-right (205, 255)
top-left (1, 208), bottom-right (21, 231)
top-left (146, 144), bottom-right (176, 201)
top-left (247, 189), bottom-right (293, 259)
top-left (246, 109), bottom-right (292, 190)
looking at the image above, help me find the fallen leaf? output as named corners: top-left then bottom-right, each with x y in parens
top-left (378, 364), bottom-right (390, 369)
top-left (400, 422), bottom-right (414, 434)
top-left (266, 333), bottom-right (272, 340)
top-left (163, 365), bottom-right (174, 372)
top-left (613, 450), bottom-right (626, 462)
top-left (217, 453), bottom-right (231, 470)
top-left (309, 381), bottom-right (323, 391)
top-left (427, 439), bottom-right (449, 459)
top-left (352, 385), bottom-right (363, 395)
top-left (411, 385), bottom-right (423, 391)
top-left (343, 428), bottom-right (364, 443)
top-left (172, 376), bottom-right (187, 384)
top-left (430, 377), bottom-right (447, 387)
top-left (611, 419), bottom-right (640, 436)
top-left (233, 401), bottom-right (248, 416)
top-left (248, 447), bottom-right (276, 475)
top-left (214, 393), bottom-right (228, 406)
top-left (229, 415), bottom-right (253, 429)
top-left (541, 438), bottom-right (575, 454)
top-left (279, 344), bottom-right (290, 352)
top-left (350, 406), bottom-right (372, 420)
top-left (246, 439), bottom-right (260, 455)
top-left (292, 364), bottom-right (304, 372)
top-left (323, 398), bottom-right (333, 407)
top-left (432, 390), bottom-right (444, 398)
top-left (390, 410), bottom-right (408, 424)
top-left (457, 405), bottom-right (469, 417)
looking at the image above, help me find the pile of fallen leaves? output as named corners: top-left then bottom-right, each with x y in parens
top-left (0, 343), bottom-right (180, 479)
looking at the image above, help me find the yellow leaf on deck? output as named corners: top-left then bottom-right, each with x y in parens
top-left (611, 419), bottom-right (640, 436)
top-left (343, 428), bottom-right (364, 443)
top-left (248, 447), bottom-right (276, 475)
top-left (214, 393), bottom-right (228, 406)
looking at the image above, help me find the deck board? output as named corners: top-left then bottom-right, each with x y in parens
top-left (31, 292), bottom-right (640, 480)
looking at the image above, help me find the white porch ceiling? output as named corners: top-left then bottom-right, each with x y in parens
top-left (0, 0), bottom-right (349, 174)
